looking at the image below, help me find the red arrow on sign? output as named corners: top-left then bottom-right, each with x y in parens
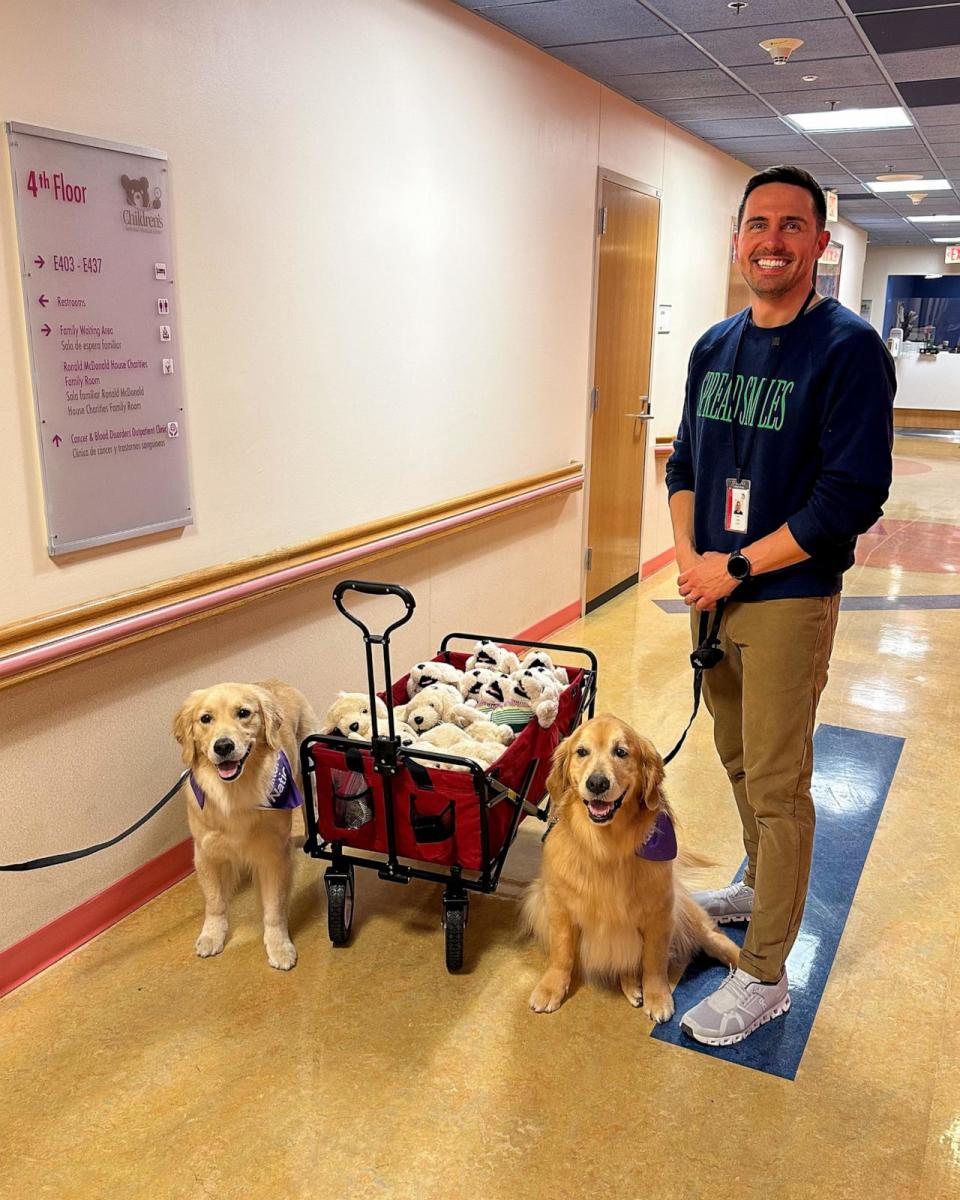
top-left (34, 255), bottom-right (45, 269)
top-left (41, 323), bottom-right (51, 337)
top-left (52, 434), bottom-right (62, 447)
top-left (38, 294), bottom-right (49, 307)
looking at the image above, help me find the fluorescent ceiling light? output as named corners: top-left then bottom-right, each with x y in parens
top-left (784, 106), bottom-right (912, 133)
top-left (908, 214), bottom-right (960, 223)
top-left (931, 237), bottom-right (960, 243)
top-left (867, 179), bottom-right (950, 193)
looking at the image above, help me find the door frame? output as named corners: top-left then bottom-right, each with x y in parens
top-left (580, 168), bottom-right (664, 615)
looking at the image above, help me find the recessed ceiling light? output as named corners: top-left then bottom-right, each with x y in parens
top-left (801, 74), bottom-right (819, 82)
top-left (868, 178), bottom-right (950, 193)
top-left (925, 274), bottom-right (943, 279)
top-left (784, 106), bottom-right (912, 133)
top-left (908, 214), bottom-right (960, 223)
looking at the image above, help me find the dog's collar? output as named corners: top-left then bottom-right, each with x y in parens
top-left (635, 811), bottom-right (677, 861)
top-left (190, 750), bottom-right (303, 811)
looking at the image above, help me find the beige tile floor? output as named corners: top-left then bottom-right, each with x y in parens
top-left (2, 436), bottom-right (959, 1200)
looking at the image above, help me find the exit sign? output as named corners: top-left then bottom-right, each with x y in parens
top-left (946, 245), bottom-right (960, 264)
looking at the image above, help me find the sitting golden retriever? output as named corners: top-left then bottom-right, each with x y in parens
top-left (523, 714), bottom-right (738, 1022)
top-left (173, 681), bottom-right (318, 970)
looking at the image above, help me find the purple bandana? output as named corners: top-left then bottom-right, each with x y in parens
top-left (635, 810), bottom-right (677, 861)
top-left (190, 750), bottom-right (303, 811)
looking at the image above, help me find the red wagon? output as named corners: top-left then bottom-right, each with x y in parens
top-left (300, 580), bottom-right (598, 970)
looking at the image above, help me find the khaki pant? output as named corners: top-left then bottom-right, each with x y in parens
top-left (692, 595), bottom-right (840, 983)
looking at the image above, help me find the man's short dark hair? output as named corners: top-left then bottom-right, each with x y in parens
top-left (737, 165), bottom-right (827, 231)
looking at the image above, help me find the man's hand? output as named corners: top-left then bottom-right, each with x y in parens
top-left (677, 551), bottom-right (739, 611)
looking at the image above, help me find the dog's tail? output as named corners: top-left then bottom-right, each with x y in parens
top-left (676, 847), bottom-right (716, 873)
top-left (519, 878), bottom-right (549, 949)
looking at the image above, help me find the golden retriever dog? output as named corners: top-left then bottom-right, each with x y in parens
top-left (173, 681), bottom-right (318, 971)
top-left (523, 714), bottom-right (739, 1023)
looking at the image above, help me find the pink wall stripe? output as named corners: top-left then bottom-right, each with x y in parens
top-left (1, 473), bottom-right (583, 683)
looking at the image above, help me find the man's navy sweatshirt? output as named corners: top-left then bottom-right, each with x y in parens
top-left (665, 297), bottom-right (895, 601)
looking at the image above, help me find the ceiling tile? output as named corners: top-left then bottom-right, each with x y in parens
top-left (485, 0), bottom-right (670, 46)
top-left (847, 0), bottom-right (957, 10)
top-left (550, 34), bottom-right (712, 76)
top-left (710, 132), bottom-right (819, 151)
top-left (760, 84), bottom-right (899, 112)
top-left (856, 8), bottom-right (960, 56)
top-left (652, 0), bottom-right (846, 30)
top-left (679, 116), bottom-right (791, 138)
top-left (898, 77), bottom-right (960, 108)
top-left (644, 94), bottom-right (772, 120)
top-left (838, 157), bottom-right (939, 174)
top-left (611, 68), bottom-right (744, 100)
top-left (735, 55), bottom-right (884, 92)
top-left (915, 103), bottom-right (960, 127)
top-left (693, 19), bottom-right (869, 67)
top-left (812, 128), bottom-right (924, 149)
top-left (883, 48), bottom-right (960, 82)
top-left (455, 0), bottom-right (545, 7)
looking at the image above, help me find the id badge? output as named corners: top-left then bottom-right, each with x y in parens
top-left (725, 478), bottom-right (750, 533)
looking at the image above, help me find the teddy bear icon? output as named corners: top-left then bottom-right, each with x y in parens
top-left (120, 174), bottom-right (162, 209)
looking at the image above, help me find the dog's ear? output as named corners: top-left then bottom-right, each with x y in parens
top-left (634, 732), bottom-right (666, 810)
top-left (256, 688), bottom-right (284, 750)
top-left (172, 692), bottom-right (202, 767)
top-left (546, 734), bottom-right (576, 805)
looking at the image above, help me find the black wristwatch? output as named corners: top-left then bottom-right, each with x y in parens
top-left (727, 551), bottom-right (752, 581)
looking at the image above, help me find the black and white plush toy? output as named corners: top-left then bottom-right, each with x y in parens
top-left (508, 669), bottom-right (561, 729)
top-left (518, 650), bottom-right (570, 687)
top-left (465, 640), bottom-right (521, 675)
top-left (458, 666), bottom-right (501, 702)
top-left (406, 660), bottom-right (465, 699)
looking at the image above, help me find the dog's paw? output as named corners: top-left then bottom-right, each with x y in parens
top-left (265, 937), bottom-right (297, 971)
top-left (529, 972), bottom-right (569, 1013)
top-left (620, 979), bottom-right (644, 1008)
top-left (642, 990), bottom-right (675, 1024)
top-left (195, 931), bottom-right (226, 958)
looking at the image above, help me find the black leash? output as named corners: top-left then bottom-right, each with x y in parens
top-left (662, 600), bottom-right (726, 766)
top-left (0, 770), bottom-right (191, 871)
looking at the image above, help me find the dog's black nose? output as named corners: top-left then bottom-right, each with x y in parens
top-left (586, 772), bottom-right (610, 796)
top-left (413, 715), bottom-right (424, 725)
top-left (349, 721), bottom-right (360, 732)
top-left (213, 737), bottom-right (235, 757)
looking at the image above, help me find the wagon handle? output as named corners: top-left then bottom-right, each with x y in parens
top-left (332, 580), bottom-right (417, 771)
top-left (333, 580), bottom-right (416, 641)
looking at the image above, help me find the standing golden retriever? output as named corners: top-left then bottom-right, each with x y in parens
top-left (173, 681), bottom-right (318, 970)
top-left (524, 714), bottom-right (739, 1022)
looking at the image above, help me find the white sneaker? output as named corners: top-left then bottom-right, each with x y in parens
top-left (691, 880), bottom-right (754, 924)
top-left (680, 968), bottom-right (790, 1046)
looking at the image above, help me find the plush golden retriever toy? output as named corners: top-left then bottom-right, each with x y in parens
top-left (524, 714), bottom-right (739, 1022)
top-left (173, 681), bottom-right (318, 970)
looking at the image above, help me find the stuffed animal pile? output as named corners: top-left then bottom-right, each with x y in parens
top-left (320, 641), bottom-right (571, 773)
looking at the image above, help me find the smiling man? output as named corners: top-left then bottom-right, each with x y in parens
top-left (665, 165), bottom-right (895, 1046)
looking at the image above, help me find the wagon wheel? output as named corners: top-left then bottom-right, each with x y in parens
top-left (443, 897), bottom-right (468, 972)
top-left (325, 864), bottom-right (355, 946)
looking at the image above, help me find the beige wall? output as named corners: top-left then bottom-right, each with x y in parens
top-left (861, 244), bottom-right (960, 337)
top-left (0, 0), bottom-right (854, 954)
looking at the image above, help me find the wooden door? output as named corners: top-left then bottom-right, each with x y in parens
top-left (585, 179), bottom-right (659, 611)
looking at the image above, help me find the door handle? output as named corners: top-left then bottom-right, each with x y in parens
top-left (625, 413), bottom-right (654, 420)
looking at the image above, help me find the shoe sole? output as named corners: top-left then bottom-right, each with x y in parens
top-left (714, 913), bottom-right (751, 925)
top-left (680, 993), bottom-right (790, 1046)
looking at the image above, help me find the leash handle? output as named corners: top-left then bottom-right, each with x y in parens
top-left (0, 770), bottom-right (190, 871)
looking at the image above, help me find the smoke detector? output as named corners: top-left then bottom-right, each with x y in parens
top-left (760, 37), bottom-right (804, 64)
top-left (906, 192), bottom-right (928, 205)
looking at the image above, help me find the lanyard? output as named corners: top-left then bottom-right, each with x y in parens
top-left (727, 285), bottom-right (818, 481)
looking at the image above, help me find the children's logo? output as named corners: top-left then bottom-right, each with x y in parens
top-left (120, 174), bottom-right (161, 209)
top-left (119, 174), bottom-right (164, 232)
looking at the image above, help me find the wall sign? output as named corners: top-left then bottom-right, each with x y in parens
top-left (5, 122), bottom-right (192, 556)
top-left (817, 241), bottom-right (843, 300)
top-left (946, 245), bottom-right (960, 265)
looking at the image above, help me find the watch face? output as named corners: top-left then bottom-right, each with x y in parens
top-left (729, 554), bottom-right (749, 580)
